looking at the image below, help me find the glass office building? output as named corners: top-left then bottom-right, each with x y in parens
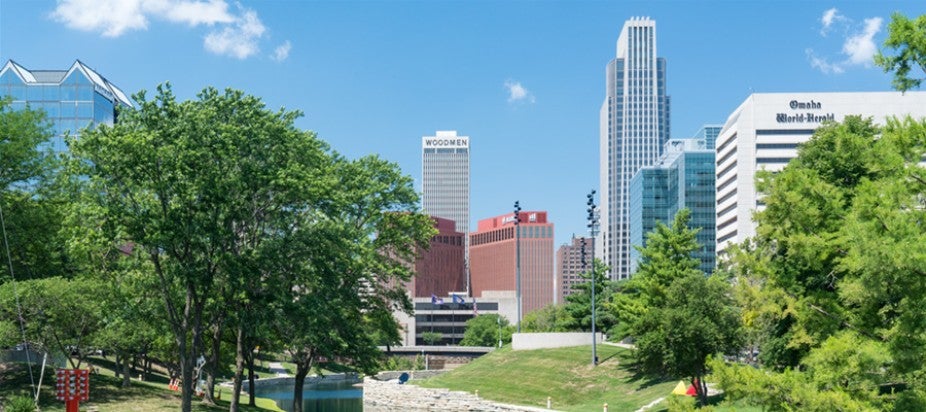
top-left (629, 137), bottom-right (715, 275)
top-left (599, 17), bottom-right (671, 280)
top-left (0, 60), bottom-right (132, 151)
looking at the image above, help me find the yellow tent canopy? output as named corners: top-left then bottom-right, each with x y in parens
top-left (672, 380), bottom-right (689, 395)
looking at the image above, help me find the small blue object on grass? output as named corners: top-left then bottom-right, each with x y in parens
top-left (398, 372), bottom-right (409, 384)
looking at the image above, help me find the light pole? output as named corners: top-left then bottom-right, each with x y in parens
top-left (497, 315), bottom-right (502, 348)
top-left (587, 190), bottom-right (600, 366)
top-left (513, 201), bottom-right (522, 333)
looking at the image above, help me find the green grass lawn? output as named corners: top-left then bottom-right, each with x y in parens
top-left (0, 362), bottom-right (283, 411)
top-left (416, 345), bottom-right (678, 412)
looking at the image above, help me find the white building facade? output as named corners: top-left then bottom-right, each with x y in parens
top-left (422, 131), bottom-right (471, 282)
top-left (599, 17), bottom-right (671, 279)
top-left (715, 92), bottom-right (926, 255)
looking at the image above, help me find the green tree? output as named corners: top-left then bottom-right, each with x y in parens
top-left (634, 274), bottom-right (741, 404)
top-left (521, 304), bottom-right (571, 333)
top-left (875, 13), bottom-right (926, 92)
top-left (563, 259), bottom-right (617, 334)
top-left (460, 314), bottom-right (513, 347)
top-left (71, 85), bottom-right (335, 412)
top-left (272, 154), bottom-right (435, 412)
top-left (421, 332), bottom-right (443, 346)
top-left (716, 115), bottom-right (926, 409)
top-left (610, 209), bottom-right (701, 333)
top-left (0, 98), bottom-right (70, 285)
top-left (0, 277), bottom-right (106, 368)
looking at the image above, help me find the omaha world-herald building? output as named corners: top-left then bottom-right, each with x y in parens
top-left (715, 92), bottom-right (926, 255)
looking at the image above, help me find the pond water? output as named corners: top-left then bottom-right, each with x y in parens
top-left (252, 379), bottom-right (363, 412)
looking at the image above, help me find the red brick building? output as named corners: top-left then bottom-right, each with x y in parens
top-left (408, 217), bottom-right (466, 298)
top-left (556, 236), bottom-right (595, 303)
top-left (469, 211), bottom-right (554, 316)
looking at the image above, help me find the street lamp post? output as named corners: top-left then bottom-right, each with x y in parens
top-left (513, 201), bottom-right (522, 333)
top-left (587, 190), bottom-right (600, 366)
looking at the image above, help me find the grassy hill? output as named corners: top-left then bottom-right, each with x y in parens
top-left (415, 344), bottom-right (677, 412)
top-left (0, 362), bottom-right (282, 411)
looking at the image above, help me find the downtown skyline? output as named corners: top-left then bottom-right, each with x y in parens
top-left (1, 0), bottom-right (921, 248)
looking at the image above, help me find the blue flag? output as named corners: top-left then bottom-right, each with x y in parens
top-left (431, 295), bottom-right (444, 305)
top-left (452, 294), bottom-right (465, 304)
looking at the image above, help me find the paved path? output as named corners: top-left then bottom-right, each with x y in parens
top-left (363, 377), bottom-right (561, 412)
top-left (634, 396), bottom-right (665, 412)
top-left (267, 362), bottom-right (290, 377)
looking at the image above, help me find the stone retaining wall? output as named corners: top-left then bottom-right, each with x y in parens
top-left (362, 377), bottom-right (560, 412)
top-left (375, 369), bottom-right (448, 381)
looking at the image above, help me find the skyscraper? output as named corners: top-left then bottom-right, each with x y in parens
top-left (421, 131), bottom-right (471, 286)
top-left (599, 17), bottom-right (670, 280)
top-left (629, 137), bottom-right (715, 275)
top-left (0, 60), bottom-right (132, 151)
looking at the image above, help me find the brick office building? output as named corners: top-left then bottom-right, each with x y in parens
top-left (408, 217), bottom-right (466, 298)
top-left (555, 236), bottom-right (595, 303)
top-left (469, 211), bottom-right (554, 316)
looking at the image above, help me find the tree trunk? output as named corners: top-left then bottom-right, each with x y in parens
top-left (230, 326), bottom-right (245, 412)
top-left (203, 322), bottom-right (222, 405)
top-left (122, 353), bottom-right (132, 388)
top-left (114, 353), bottom-right (121, 378)
top-left (693, 375), bottom-right (708, 405)
top-left (293, 358), bottom-right (311, 412)
top-left (180, 337), bottom-right (194, 412)
top-left (246, 349), bottom-right (256, 407)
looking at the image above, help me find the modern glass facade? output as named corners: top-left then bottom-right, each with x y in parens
top-left (694, 125), bottom-right (722, 150)
top-left (599, 17), bottom-right (671, 280)
top-left (629, 137), bottom-right (715, 275)
top-left (0, 60), bottom-right (132, 152)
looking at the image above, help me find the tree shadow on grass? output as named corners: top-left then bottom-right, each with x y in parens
top-left (618, 357), bottom-right (675, 390)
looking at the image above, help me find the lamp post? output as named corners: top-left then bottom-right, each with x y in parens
top-left (497, 315), bottom-right (502, 348)
top-left (587, 190), bottom-right (600, 366)
top-left (513, 201), bottom-right (522, 333)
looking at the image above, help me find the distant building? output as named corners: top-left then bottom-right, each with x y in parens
top-left (715, 92), bottom-right (926, 255)
top-left (421, 131), bottom-right (471, 284)
top-left (0, 60), bottom-right (132, 151)
top-left (469, 211), bottom-right (554, 316)
top-left (630, 137), bottom-right (715, 274)
top-left (392, 294), bottom-right (517, 346)
top-left (599, 17), bottom-right (671, 280)
top-left (555, 236), bottom-right (595, 302)
top-left (407, 217), bottom-right (466, 298)
top-left (694, 124), bottom-right (722, 150)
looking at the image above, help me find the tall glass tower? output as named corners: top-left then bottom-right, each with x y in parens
top-left (629, 137), bottom-right (715, 275)
top-left (599, 17), bottom-right (670, 280)
top-left (0, 60), bottom-right (133, 151)
top-left (422, 131), bottom-right (470, 289)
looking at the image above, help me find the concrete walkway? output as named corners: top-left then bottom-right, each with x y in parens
top-left (267, 362), bottom-right (290, 377)
top-left (634, 397), bottom-right (665, 412)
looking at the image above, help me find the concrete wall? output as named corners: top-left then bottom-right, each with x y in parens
top-left (512, 332), bottom-right (604, 350)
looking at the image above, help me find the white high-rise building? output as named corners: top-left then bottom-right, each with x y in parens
top-left (715, 92), bottom-right (926, 255)
top-left (599, 17), bottom-right (671, 279)
top-left (422, 130), bottom-right (471, 283)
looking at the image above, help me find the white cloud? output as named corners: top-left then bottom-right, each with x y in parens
top-left (203, 8), bottom-right (266, 59)
top-left (806, 50), bottom-right (845, 74)
top-left (808, 10), bottom-right (883, 74)
top-left (820, 8), bottom-right (842, 36)
top-left (51, 0), bottom-right (234, 37)
top-left (504, 80), bottom-right (535, 104)
top-left (843, 17), bottom-right (882, 65)
top-left (52, 0), bottom-right (275, 60)
top-left (271, 40), bottom-right (291, 62)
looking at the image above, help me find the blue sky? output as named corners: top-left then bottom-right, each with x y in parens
top-left (0, 1), bottom-right (920, 247)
